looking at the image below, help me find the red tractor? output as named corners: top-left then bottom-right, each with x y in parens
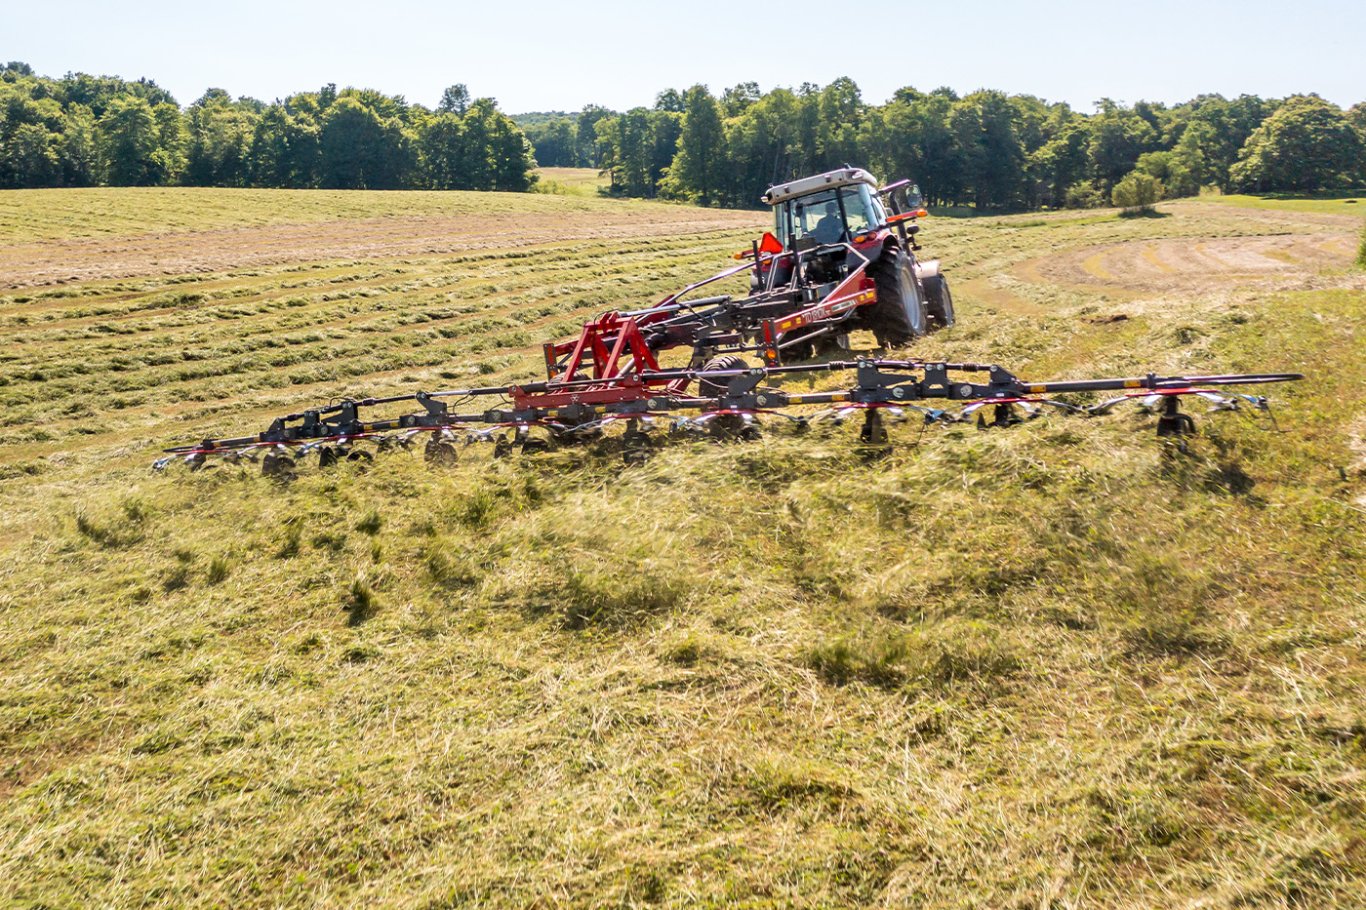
top-left (759, 167), bottom-right (953, 347)
top-left (540, 167), bottom-right (954, 388)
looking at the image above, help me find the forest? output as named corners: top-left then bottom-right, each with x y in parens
top-left (525, 81), bottom-right (1366, 209)
top-left (0, 63), bottom-right (536, 192)
top-left (3, 62), bottom-right (1364, 210)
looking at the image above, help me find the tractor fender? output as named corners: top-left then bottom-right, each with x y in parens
top-left (912, 259), bottom-right (941, 283)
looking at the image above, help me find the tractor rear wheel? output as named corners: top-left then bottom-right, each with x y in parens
top-left (697, 354), bottom-right (750, 398)
top-left (923, 272), bottom-right (956, 329)
top-left (867, 247), bottom-right (928, 346)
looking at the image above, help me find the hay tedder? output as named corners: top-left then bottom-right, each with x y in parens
top-left (156, 168), bottom-right (1302, 474)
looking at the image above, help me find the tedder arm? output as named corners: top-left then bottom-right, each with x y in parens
top-left (158, 340), bottom-right (1302, 473)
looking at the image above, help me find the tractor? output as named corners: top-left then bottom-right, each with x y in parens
top-left (758, 167), bottom-right (954, 346)
top-left (551, 167), bottom-right (954, 389)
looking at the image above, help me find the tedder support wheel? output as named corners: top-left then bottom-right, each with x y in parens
top-left (867, 247), bottom-right (928, 346)
top-left (697, 354), bottom-right (751, 398)
top-left (923, 272), bottom-right (955, 329)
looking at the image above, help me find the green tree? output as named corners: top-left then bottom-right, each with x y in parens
top-left (1134, 150), bottom-right (1174, 182)
top-left (419, 99), bottom-right (534, 191)
top-left (1010, 94), bottom-right (1053, 157)
top-left (1112, 171), bottom-right (1163, 212)
top-left (599, 108), bottom-right (653, 196)
top-left (723, 88), bottom-right (800, 205)
top-left (1176, 94), bottom-right (1273, 190)
top-left (648, 109), bottom-right (682, 190)
top-left (417, 112), bottom-right (466, 188)
top-left (905, 90), bottom-right (963, 206)
top-left (151, 101), bottom-right (187, 183)
top-left (5, 122), bottom-right (60, 186)
top-left (1028, 120), bottom-right (1090, 208)
top-left (186, 89), bottom-right (256, 186)
top-left (319, 95), bottom-right (411, 189)
top-left (721, 82), bottom-right (760, 117)
top-left (654, 89), bottom-right (684, 113)
top-left (438, 84), bottom-right (470, 115)
top-left (1164, 120), bottom-right (1212, 197)
top-left (1064, 180), bottom-right (1106, 208)
top-left (576, 104), bottom-right (612, 167)
top-left (1348, 102), bottom-right (1366, 140)
top-left (97, 95), bottom-right (161, 185)
top-left (58, 72), bottom-right (177, 119)
top-left (59, 104), bottom-right (98, 185)
top-left (1230, 95), bottom-right (1364, 192)
top-left (1088, 99), bottom-right (1158, 192)
top-left (487, 104), bottom-right (536, 191)
top-left (815, 77), bottom-right (863, 168)
top-left (950, 90), bottom-right (1026, 210)
top-left (667, 85), bottom-right (726, 205)
top-left (524, 117), bottom-right (576, 167)
top-left (249, 103), bottom-right (320, 187)
top-left (791, 84), bottom-right (822, 177)
top-left (0, 88), bottom-right (65, 186)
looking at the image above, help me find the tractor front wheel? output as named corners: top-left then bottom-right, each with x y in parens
top-left (923, 271), bottom-right (956, 329)
top-left (866, 248), bottom-right (928, 347)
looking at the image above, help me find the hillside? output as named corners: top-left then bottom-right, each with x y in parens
top-left (1, 189), bottom-right (1363, 908)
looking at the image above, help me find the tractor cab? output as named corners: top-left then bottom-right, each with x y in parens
top-left (763, 167), bottom-right (889, 252)
top-left (747, 167), bottom-right (916, 293)
top-left (695, 165), bottom-right (951, 361)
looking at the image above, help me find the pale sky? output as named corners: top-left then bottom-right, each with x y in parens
top-left (8, 0), bottom-right (1364, 113)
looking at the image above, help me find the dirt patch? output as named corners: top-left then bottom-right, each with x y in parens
top-left (954, 277), bottom-right (1050, 315)
top-left (1023, 233), bottom-right (1357, 295)
top-left (1174, 200), bottom-right (1366, 230)
top-left (0, 208), bottom-right (761, 291)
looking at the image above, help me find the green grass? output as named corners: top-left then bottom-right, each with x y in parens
top-left (1197, 190), bottom-right (1366, 217)
top-left (1, 190), bottom-right (1364, 908)
top-left (533, 167), bottom-right (612, 197)
top-left (0, 184), bottom-right (688, 242)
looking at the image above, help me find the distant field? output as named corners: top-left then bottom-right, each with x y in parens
top-left (1, 190), bottom-right (1363, 908)
top-left (1199, 190), bottom-right (1366, 217)
top-left (533, 166), bottom-right (611, 196)
top-left (0, 187), bottom-right (756, 288)
top-left (0, 184), bottom-right (675, 243)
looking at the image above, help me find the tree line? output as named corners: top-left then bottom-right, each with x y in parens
top-left (6, 61), bottom-right (1363, 210)
top-left (523, 80), bottom-right (1366, 209)
top-left (0, 63), bottom-right (536, 191)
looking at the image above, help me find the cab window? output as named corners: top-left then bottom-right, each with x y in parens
top-left (774, 184), bottom-right (882, 247)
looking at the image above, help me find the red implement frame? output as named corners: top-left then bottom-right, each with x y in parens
top-left (520, 312), bottom-right (689, 410)
top-left (759, 265), bottom-right (877, 365)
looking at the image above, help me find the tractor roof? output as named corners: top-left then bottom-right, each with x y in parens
top-left (761, 167), bottom-right (879, 206)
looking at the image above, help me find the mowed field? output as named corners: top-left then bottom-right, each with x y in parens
top-left (1, 182), bottom-right (1364, 908)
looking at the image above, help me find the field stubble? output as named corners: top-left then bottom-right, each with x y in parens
top-left (0, 189), bottom-right (1364, 908)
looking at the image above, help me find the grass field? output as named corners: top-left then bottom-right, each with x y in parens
top-left (1197, 191), bottom-right (1366, 217)
top-left (533, 167), bottom-right (612, 197)
top-left (1, 189), bottom-right (1364, 908)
